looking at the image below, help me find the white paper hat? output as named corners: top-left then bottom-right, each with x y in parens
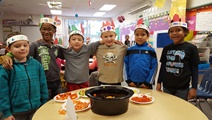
top-left (169, 21), bottom-right (187, 29)
top-left (169, 14), bottom-right (188, 29)
top-left (6, 35), bottom-right (29, 46)
top-left (69, 30), bottom-right (84, 40)
top-left (40, 17), bottom-right (56, 27)
top-left (135, 18), bottom-right (150, 34)
top-left (100, 21), bottom-right (116, 33)
top-left (135, 24), bottom-right (150, 33)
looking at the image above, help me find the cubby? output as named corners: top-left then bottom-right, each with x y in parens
top-left (198, 47), bottom-right (210, 63)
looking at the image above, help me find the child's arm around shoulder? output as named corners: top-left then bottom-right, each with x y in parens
top-left (99, 40), bottom-right (104, 45)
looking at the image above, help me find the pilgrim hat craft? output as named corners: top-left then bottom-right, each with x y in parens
top-left (169, 14), bottom-right (187, 29)
top-left (100, 20), bottom-right (116, 33)
top-left (134, 18), bottom-right (150, 33)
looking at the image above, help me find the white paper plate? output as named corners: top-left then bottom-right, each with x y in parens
top-left (62, 99), bottom-right (91, 112)
top-left (53, 92), bottom-right (80, 103)
top-left (124, 86), bottom-right (140, 94)
top-left (130, 94), bottom-right (154, 104)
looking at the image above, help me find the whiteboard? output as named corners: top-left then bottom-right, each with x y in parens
top-left (196, 12), bottom-right (212, 31)
top-left (21, 26), bottom-right (41, 44)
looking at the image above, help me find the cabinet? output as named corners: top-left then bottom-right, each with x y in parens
top-left (197, 47), bottom-right (210, 84)
top-left (198, 47), bottom-right (210, 63)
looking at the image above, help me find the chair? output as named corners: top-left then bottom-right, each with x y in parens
top-left (196, 68), bottom-right (212, 111)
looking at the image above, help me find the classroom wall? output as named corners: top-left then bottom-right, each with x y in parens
top-left (113, 0), bottom-right (172, 26)
top-left (113, 0), bottom-right (212, 27)
top-left (1, 0), bottom-right (212, 42)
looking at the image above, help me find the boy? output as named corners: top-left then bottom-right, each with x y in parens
top-left (96, 21), bottom-right (127, 85)
top-left (156, 18), bottom-right (200, 100)
top-left (58, 30), bottom-right (104, 91)
top-left (0, 35), bottom-right (48, 120)
top-left (124, 21), bottom-right (158, 89)
top-left (1, 17), bottom-right (62, 99)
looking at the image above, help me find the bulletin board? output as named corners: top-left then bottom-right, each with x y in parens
top-left (157, 33), bottom-right (173, 48)
top-left (20, 26), bottom-right (41, 44)
top-left (186, 5), bottom-right (212, 31)
top-left (195, 12), bottom-right (212, 31)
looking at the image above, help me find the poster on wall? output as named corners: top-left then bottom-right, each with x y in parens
top-left (120, 24), bottom-right (136, 43)
top-left (196, 12), bottom-right (212, 31)
top-left (52, 16), bottom-right (63, 45)
top-left (149, 16), bottom-right (169, 31)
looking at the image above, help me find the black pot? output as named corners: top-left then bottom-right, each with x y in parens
top-left (85, 86), bottom-right (134, 115)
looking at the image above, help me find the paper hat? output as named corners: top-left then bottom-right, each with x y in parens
top-left (169, 14), bottom-right (187, 29)
top-left (100, 20), bottom-right (115, 33)
top-left (40, 17), bottom-right (56, 27)
top-left (69, 30), bottom-right (84, 40)
top-left (6, 35), bottom-right (29, 46)
top-left (169, 22), bottom-right (187, 29)
top-left (135, 18), bottom-right (150, 33)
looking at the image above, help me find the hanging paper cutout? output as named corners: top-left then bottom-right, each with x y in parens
top-left (169, 0), bottom-right (187, 23)
top-left (39, 14), bottom-right (44, 27)
top-left (154, 0), bottom-right (165, 8)
top-left (80, 23), bottom-right (84, 35)
top-left (71, 25), bottom-right (78, 31)
top-left (88, 0), bottom-right (91, 6)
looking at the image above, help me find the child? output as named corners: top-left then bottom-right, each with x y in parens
top-left (124, 20), bottom-right (158, 89)
top-left (0, 35), bottom-right (48, 120)
top-left (124, 35), bottom-right (130, 47)
top-left (156, 18), bottom-right (200, 100)
top-left (1, 17), bottom-right (62, 99)
top-left (96, 21), bottom-right (127, 85)
top-left (57, 30), bottom-right (104, 91)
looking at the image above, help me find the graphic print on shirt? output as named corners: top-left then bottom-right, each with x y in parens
top-left (166, 50), bottom-right (185, 76)
top-left (38, 46), bottom-right (51, 70)
top-left (103, 51), bottom-right (117, 65)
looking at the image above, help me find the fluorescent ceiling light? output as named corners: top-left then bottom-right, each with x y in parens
top-left (47, 1), bottom-right (62, 9)
top-left (93, 12), bottom-right (106, 16)
top-left (50, 10), bottom-right (62, 15)
top-left (99, 4), bottom-right (116, 11)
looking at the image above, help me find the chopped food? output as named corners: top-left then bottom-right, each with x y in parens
top-left (78, 89), bottom-right (87, 97)
top-left (56, 92), bottom-right (78, 100)
top-left (131, 95), bottom-right (152, 102)
top-left (58, 109), bottom-right (66, 115)
top-left (73, 100), bottom-right (90, 111)
top-left (106, 96), bottom-right (115, 98)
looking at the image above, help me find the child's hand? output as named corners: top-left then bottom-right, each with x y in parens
top-left (114, 40), bottom-right (123, 45)
top-left (128, 82), bottom-right (136, 87)
top-left (187, 88), bottom-right (197, 100)
top-left (148, 43), bottom-right (153, 48)
top-left (140, 84), bottom-right (149, 89)
top-left (1, 55), bottom-right (13, 69)
top-left (36, 38), bottom-right (42, 42)
top-left (156, 83), bottom-right (162, 92)
top-left (4, 115), bottom-right (15, 120)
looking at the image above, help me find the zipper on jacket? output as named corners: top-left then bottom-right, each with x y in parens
top-left (24, 64), bottom-right (33, 109)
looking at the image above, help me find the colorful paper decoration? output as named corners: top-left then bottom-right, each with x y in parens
top-left (169, 0), bottom-right (187, 23)
top-left (154, 0), bottom-right (166, 8)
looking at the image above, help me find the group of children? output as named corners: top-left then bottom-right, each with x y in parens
top-left (0, 16), bottom-right (199, 120)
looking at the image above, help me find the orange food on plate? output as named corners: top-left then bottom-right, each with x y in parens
top-left (58, 109), bottom-right (66, 115)
top-left (73, 100), bottom-right (90, 111)
top-left (56, 92), bottom-right (78, 100)
top-left (131, 95), bottom-right (152, 102)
